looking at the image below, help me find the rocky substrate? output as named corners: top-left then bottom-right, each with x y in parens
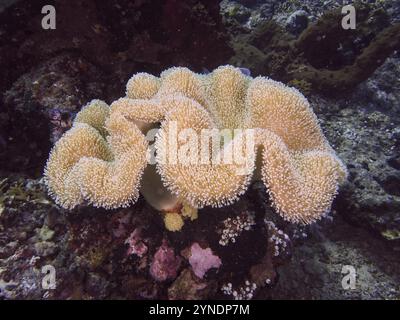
top-left (0, 175), bottom-right (398, 300)
top-left (318, 53), bottom-right (400, 244)
top-left (221, 0), bottom-right (400, 33)
top-left (261, 213), bottom-right (400, 300)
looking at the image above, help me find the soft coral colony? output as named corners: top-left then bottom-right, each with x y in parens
top-left (44, 65), bottom-right (347, 230)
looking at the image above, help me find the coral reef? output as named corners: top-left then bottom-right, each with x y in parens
top-left (218, 211), bottom-right (255, 246)
top-left (150, 240), bottom-right (182, 282)
top-left (164, 212), bottom-right (185, 232)
top-left (0, 53), bottom-right (106, 175)
top-left (44, 102), bottom-right (148, 210)
top-left (228, 2), bottom-right (400, 95)
top-left (1, 0), bottom-right (399, 302)
top-left (259, 214), bottom-right (400, 300)
top-left (0, 173), bottom-right (292, 299)
top-left (0, 173), bottom-right (398, 299)
top-left (330, 108), bottom-right (400, 241)
top-left (168, 269), bottom-right (215, 300)
top-left (44, 65), bottom-right (346, 226)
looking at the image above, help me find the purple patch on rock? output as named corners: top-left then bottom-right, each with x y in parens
top-left (188, 242), bottom-right (222, 279)
top-left (125, 228), bottom-right (148, 258)
top-left (150, 240), bottom-right (182, 282)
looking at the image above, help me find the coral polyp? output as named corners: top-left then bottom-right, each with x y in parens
top-left (44, 65), bottom-right (346, 226)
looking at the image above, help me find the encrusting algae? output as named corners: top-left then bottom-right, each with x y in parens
top-left (44, 65), bottom-right (347, 230)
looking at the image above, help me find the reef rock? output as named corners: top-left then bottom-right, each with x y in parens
top-left (187, 243), bottom-right (222, 279)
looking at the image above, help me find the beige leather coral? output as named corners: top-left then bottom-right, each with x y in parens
top-left (44, 99), bottom-right (148, 210)
top-left (44, 65), bottom-right (347, 227)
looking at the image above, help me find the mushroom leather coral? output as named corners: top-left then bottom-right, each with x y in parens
top-left (44, 65), bottom-right (346, 224)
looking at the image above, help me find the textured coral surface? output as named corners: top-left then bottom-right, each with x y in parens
top-left (44, 65), bottom-right (346, 225)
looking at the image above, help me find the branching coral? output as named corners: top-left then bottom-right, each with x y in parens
top-left (44, 65), bottom-right (346, 226)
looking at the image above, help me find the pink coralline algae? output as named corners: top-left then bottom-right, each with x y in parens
top-left (150, 240), bottom-right (182, 282)
top-left (188, 243), bottom-right (222, 279)
top-left (125, 228), bottom-right (148, 258)
top-left (219, 211), bottom-right (256, 246)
